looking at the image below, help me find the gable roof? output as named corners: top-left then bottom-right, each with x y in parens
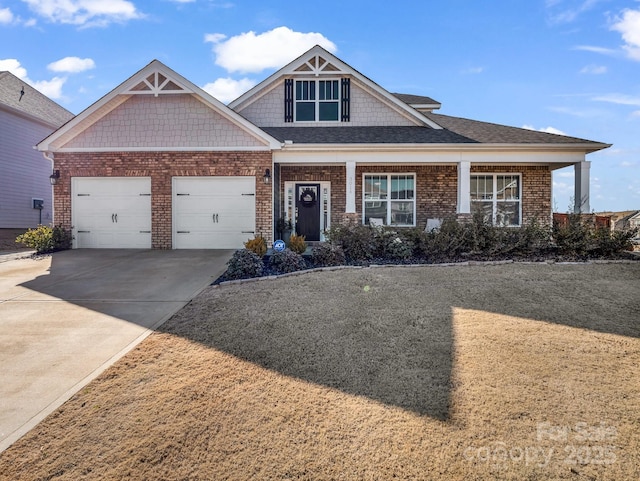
top-left (392, 93), bottom-right (441, 112)
top-left (0, 71), bottom-right (73, 127)
top-left (37, 60), bottom-right (280, 152)
top-left (229, 45), bottom-right (442, 129)
top-left (424, 112), bottom-right (610, 152)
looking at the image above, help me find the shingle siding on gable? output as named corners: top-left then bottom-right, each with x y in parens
top-left (237, 80), bottom-right (415, 127)
top-left (63, 95), bottom-right (265, 149)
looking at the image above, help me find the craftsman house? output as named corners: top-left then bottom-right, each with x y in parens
top-left (37, 45), bottom-right (609, 249)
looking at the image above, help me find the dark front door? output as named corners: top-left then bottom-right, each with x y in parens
top-left (295, 183), bottom-right (320, 241)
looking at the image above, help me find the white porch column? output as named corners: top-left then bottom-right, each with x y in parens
top-left (346, 161), bottom-right (356, 213)
top-left (457, 161), bottom-right (471, 214)
top-left (574, 161), bottom-right (590, 214)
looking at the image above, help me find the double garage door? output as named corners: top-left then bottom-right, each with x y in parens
top-left (72, 177), bottom-right (255, 249)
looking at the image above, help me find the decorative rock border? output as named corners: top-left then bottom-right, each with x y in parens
top-left (214, 258), bottom-right (638, 288)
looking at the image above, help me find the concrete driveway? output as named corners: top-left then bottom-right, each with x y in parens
top-left (0, 249), bottom-right (232, 453)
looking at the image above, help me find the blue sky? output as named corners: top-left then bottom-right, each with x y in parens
top-left (1, 0), bottom-right (639, 212)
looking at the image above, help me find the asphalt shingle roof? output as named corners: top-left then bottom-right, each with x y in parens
top-left (262, 126), bottom-right (478, 144)
top-left (392, 93), bottom-right (440, 106)
top-left (423, 112), bottom-right (605, 146)
top-left (0, 71), bottom-right (73, 127)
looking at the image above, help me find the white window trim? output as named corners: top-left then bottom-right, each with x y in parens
top-left (362, 173), bottom-right (416, 227)
top-left (471, 173), bottom-right (522, 227)
top-left (294, 79), bottom-right (341, 123)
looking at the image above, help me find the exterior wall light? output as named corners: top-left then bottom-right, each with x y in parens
top-left (50, 170), bottom-right (60, 185)
top-left (263, 168), bottom-right (271, 184)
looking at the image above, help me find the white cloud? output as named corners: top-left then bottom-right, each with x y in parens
top-left (205, 26), bottom-right (337, 74)
top-left (611, 8), bottom-right (640, 61)
top-left (579, 64), bottom-right (607, 74)
top-left (0, 59), bottom-right (28, 79)
top-left (48, 56), bottom-right (95, 73)
top-left (21, 0), bottom-right (144, 27)
top-left (572, 45), bottom-right (618, 56)
top-left (201, 77), bottom-right (256, 104)
top-left (522, 124), bottom-right (567, 135)
top-left (592, 93), bottom-right (640, 107)
top-left (0, 7), bottom-right (14, 23)
top-left (31, 76), bottom-right (66, 99)
top-left (546, 0), bottom-right (602, 24)
top-left (0, 58), bottom-right (67, 99)
top-left (204, 33), bottom-right (226, 43)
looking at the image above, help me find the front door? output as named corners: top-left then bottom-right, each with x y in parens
top-left (295, 183), bottom-right (320, 241)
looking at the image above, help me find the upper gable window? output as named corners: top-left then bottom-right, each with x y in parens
top-left (285, 78), bottom-right (350, 123)
top-left (295, 80), bottom-right (339, 122)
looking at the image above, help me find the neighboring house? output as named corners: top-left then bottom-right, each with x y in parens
top-left (0, 71), bottom-right (73, 229)
top-left (613, 210), bottom-right (640, 234)
top-left (37, 46), bottom-right (609, 249)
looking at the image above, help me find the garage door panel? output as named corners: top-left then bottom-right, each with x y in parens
top-left (173, 177), bottom-right (256, 249)
top-left (72, 177), bottom-right (151, 249)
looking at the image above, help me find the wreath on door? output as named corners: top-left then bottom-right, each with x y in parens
top-left (299, 188), bottom-right (317, 206)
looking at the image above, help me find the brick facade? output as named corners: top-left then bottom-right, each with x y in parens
top-left (53, 151), bottom-right (272, 249)
top-left (280, 164), bottom-right (552, 230)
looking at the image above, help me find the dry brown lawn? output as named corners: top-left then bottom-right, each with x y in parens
top-left (1, 263), bottom-right (639, 480)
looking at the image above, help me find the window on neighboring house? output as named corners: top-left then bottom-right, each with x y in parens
top-left (285, 78), bottom-right (350, 122)
top-left (363, 174), bottom-right (415, 226)
top-left (471, 174), bottom-right (521, 226)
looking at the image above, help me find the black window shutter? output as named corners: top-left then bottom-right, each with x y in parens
top-left (284, 79), bottom-right (293, 123)
top-left (341, 78), bottom-right (350, 122)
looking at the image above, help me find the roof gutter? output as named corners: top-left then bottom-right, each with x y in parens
top-left (279, 142), bottom-right (612, 153)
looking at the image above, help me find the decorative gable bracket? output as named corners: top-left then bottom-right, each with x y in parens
top-left (291, 54), bottom-right (346, 77)
top-left (124, 70), bottom-right (193, 97)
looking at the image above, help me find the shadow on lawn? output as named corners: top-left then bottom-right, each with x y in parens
top-left (160, 270), bottom-right (455, 420)
top-left (159, 263), bottom-right (640, 421)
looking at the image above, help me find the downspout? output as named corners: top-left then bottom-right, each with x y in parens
top-left (42, 151), bottom-right (55, 225)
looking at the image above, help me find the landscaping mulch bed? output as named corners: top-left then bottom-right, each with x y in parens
top-left (0, 263), bottom-right (639, 480)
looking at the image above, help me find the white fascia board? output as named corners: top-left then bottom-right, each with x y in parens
top-left (278, 142), bottom-right (607, 154)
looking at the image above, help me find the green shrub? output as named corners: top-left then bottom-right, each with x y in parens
top-left (311, 243), bottom-right (346, 267)
top-left (419, 217), bottom-right (470, 261)
top-left (224, 249), bottom-right (264, 280)
top-left (15, 225), bottom-right (72, 254)
top-left (326, 223), bottom-right (376, 262)
top-left (552, 214), bottom-right (593, 257)
top-left (269, 248), bottom-right (307, 274)
top-left (244, 236), bottom-right (267, 257)
top-left (376, 229), bottom-right (414, 260)
top-left (287, 233), bottom-right (307, 254)
top-left (590, 226), bottom-right (637, 257)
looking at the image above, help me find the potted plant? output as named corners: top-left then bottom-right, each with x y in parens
top-left (276, 217), bottom-right (293, 243)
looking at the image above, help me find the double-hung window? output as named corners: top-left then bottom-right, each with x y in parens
top-left (363, 174), bottom-right (416, 226)
top-left (295, 80), bottom-right (340, 121)
top-left (471, 174), bottom-right (521, 226)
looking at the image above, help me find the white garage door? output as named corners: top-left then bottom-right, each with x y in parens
top-left (72, 177), bottom-right (152, 248)
top-left (173, 177), bottom-right (256, 249)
